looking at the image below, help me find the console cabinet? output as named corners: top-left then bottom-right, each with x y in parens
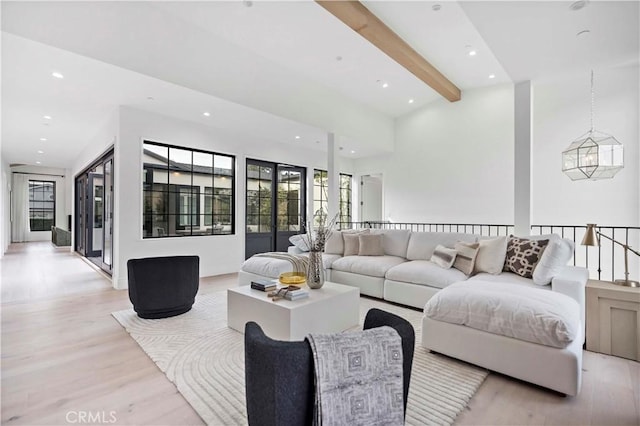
top-left (586, 279), bottom-right (640, 361)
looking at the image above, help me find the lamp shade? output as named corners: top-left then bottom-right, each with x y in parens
top-left (581, 223), bottom-right (599, 246)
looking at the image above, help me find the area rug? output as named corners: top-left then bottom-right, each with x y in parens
top-left (112, 291), bottom-right (487, 426)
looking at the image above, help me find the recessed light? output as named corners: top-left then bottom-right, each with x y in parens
top-left (36, 161), bottom-right (41, 165)
top-left (51, 71), bottom-right (64, 79)
top-left (37, 150), bottom-right (44, 154)
top-left (40, 138), bottom-right (47, 141)
top-left (468, 50), bottom-right (477, 57)
top-left (43, 115), bottom-right (52, 120)
top-left (295, 136), bottom-right (301, 140)
top-left (408, 99), bottom-right (414, 104)
top-left (488, 74), bottom-right (496, 79)
top-left (203, 112), bottom-right (211, 117)
top-left (350, 150), bottom-right (356, 154)
top-left (382, 82), bottom-right (389, 88)
top-left (570, 1), bottom-right (588, 11)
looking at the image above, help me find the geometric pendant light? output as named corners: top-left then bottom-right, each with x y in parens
top-left (562, 71), bottom-right (624, 180)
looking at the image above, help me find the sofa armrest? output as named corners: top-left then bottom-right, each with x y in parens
top-left (552, 266), bottom-right (588, 340)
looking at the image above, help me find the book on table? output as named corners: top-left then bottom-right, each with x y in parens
top-left (251, 279), bottom-right (278, 291)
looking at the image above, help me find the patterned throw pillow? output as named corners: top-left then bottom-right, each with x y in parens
top-left (430, 244), bottom-right (458, 269)
top-left (452, 242), bottom-right (480, 275)
top-left (503, 236), bottom-right (549, 279)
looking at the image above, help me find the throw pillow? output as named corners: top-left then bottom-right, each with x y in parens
top-left (453, 242), bottom-right (480, 275)
top-left (504, 235), bottom-right (549, 279)
top-left (288, 234), bottom-right (311, 252)
top-left (343, 233), bottom-right (360, 256)
top-left (473, 236), bottom-right (508, 275)
top-left (324, 231), bottom-right (344, 254)
top-left (532, 237), bottom-right (574, 285)
top-left (358, 234), bottom-right (385, 256)
top-left (430, 245), bottom-right (457, 269)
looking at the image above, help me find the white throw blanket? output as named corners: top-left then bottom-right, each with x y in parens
top-left (424, 280), bottom-right (580, 348)
top-left (306, 326), bottom-right (405, 426)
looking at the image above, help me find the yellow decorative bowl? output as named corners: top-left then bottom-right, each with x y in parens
top-left (279, 272), bottom-right (306, 285)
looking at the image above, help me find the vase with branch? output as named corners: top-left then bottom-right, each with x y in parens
top-left (305, 212), bottom-right (337, 289)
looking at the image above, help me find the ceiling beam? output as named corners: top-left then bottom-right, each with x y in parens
top-left (316, 0), bottom-right (461, 102)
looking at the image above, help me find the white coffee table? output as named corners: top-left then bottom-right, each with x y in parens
top-left (227, 281), bottom-right (360, 341)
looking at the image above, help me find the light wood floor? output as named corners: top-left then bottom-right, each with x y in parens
top-left (1, 242), bottom-right (638, 425)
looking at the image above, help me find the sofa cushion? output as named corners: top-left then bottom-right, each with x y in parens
top-left (385, 260), bottom-right (468, 289)
top-left (473, 236), bottom-right (508, 275)
top-left (324, 231), bottom-right (344, 255)
top-left (331, 255), bottom-right (406, 278)
top-left (430, 245), bottom-right (457, 269)
top-left (533, 236), bottom-right (574, 286)
top-left (241, 256), bottom-right (296, 278)
top-left (359, 234), bottom-right (384, 256)
top-left (343, 233), bottom-right (360, 256)
top-left (406, 232), bottom-right (477, 261)
top-left (289, 234), bottom-right (310, 252)
top-left (371, 229), bottom-right (411, 258)
top-left (453, 241), bottom-right (480, 275)
top-left (504, 236), bottom-right (549, 279)
top-left (424, 280), bottom-right (580, 348)
top-left (468, 271), bottom-right (542, 289)
top-left (321, 253), bottom-right (342, 269)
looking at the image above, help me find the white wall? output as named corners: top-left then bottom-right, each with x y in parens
top-left (354, 84), bottom-right (515, 225)
top-left (532, 65), bottom-right (639, 227)
top-left (113, 106), bottom-right (353, 289)
top-left (10, 165), bottom-right (69, 242)
top-left (1, 157), bottom-right (10, 256)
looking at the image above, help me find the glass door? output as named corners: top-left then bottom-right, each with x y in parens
top-left (245, 160), bottom-right (305, 259)
top-left (75, 151), bottom-right (114, 275)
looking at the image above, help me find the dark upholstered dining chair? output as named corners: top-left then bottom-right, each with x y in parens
top-left (244, 308), bottom-right (415, 426)
top-left (127, 255), bottom-right (199, 319)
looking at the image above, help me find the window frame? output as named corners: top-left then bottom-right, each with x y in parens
top-left (28, 180), bottom-right (56, 231)
top-left (312, 170), bottom-right (353, 225)
top-left (142, 140), bottom-right (235, 238)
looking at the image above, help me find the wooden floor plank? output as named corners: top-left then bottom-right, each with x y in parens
top-left (1, 241), bottom-right (638, 425)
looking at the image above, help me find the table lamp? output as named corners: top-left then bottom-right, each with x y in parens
top-left (582, 223), bottom-right (639, 287)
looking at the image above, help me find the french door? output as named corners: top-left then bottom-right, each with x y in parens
top-left (75, 151), bottom-right (114, 274)
top-left (245, 159), bottom-right (306, 259)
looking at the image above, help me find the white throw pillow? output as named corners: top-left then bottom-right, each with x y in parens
top-left (473, 236), bottom-right (508, 275)
top-left (289, 234), bottom-right (310, 252)
top-left (532, 237), bottom-right (574, 285)
top-left (430, 245), bottom-right (457, 269)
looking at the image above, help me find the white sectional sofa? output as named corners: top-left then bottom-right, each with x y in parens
top-left (239, 228), bottom-right (588, 395)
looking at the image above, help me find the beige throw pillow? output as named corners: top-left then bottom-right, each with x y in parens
top-left (473, 236), bottom-right (508, 275)
top-left (430, 245), bottom-right (457, 269)
top-left (358, 234), bottom-right (384, 256)
top-left (453, 241), bottom-right (480, 275)
top-left (343, 234), bottom-right (360, 256)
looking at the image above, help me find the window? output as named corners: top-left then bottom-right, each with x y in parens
top-left (312, 170), bottom-right (352, 225)
top-left (339, 173), bottom-right (352, 224)
top-left (29, 180), bottom-right (55, 231)
top-left (313, 169), bottom-right (328, 226)
top-left (142, 141), bottom-right (235, 238)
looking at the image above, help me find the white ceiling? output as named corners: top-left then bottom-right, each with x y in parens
top-left (1, 1), bottom-right (638, 170)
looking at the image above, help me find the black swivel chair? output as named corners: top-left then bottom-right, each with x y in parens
top-left (127, 255), bottom-right (199, 319)
top-left (244, 308), bottom-right (415, 426)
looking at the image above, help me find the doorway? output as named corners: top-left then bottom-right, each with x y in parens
top-left (360, 174), bottom-right (383, 222)
top-left (245, 159), bottom-right (306, 259)
top-left (75, 151), bottom-right (114, 274)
